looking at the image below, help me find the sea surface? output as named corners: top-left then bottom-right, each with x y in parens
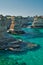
top-left (0, 28), bottom-right (43, 65)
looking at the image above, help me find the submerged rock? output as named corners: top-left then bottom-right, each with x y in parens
top-left (0, 38), bottom-right (40, 52)
top-left (8, 43), bottom-right (40, 52)
top-left (7, 30), bottom-right (25, 35)
top-left (27, 43), bottom-right (40, 50)
top-left (14, 30), bottom-right (25, 34)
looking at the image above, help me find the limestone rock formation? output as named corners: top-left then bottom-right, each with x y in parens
top-left (0, 38), bottom-right (40, 52)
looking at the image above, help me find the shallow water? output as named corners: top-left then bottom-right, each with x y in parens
top-left (0, 28), bottom-right (43, 65)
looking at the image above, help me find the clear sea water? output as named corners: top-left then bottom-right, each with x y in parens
top-left (0, 28), bottom-right (43, 65)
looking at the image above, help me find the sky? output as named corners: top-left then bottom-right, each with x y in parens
top-left (0, 0), bottom-right (43, 16)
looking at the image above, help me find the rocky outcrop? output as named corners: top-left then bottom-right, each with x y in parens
top-left (32, 16), bottom-right (43, 28)
top-left (0, 38), bottom-right (40, 52)
top-left (8, 30), bottom-right (25, 35)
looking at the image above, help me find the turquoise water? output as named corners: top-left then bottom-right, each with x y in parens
top-left (0, 28), bottom-right (43, 65)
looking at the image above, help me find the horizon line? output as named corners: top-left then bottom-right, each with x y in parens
top-left (0, 14), bottom-right (43, 17)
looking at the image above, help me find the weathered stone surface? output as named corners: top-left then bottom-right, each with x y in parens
top-left (0, 38), bottom-right (40, 52)
top-left (8, 30), bottom-right (25, 35)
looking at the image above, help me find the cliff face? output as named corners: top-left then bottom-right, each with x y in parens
top-left (7, 16), bottom-right (33, 33)
top-left (7, 16), bottom-right (15, 32)
top-left (0, 15), bottom-right (43, 36)
top-left (10, 21), bottom-right (14, 30)
top-left (0, 15), bottom-right (12, 38)
top-left (32, 16), bottom-right (43, 27)
top-left (0, 15), bottom-right (33, 32)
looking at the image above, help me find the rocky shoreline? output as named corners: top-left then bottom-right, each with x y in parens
top-left (7, 30), bottom-right (25, 35)
top-left (0, 37), bottom-right (40, 52)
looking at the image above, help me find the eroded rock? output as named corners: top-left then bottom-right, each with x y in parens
top-left (0, 38), bottom-right (40, 52)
